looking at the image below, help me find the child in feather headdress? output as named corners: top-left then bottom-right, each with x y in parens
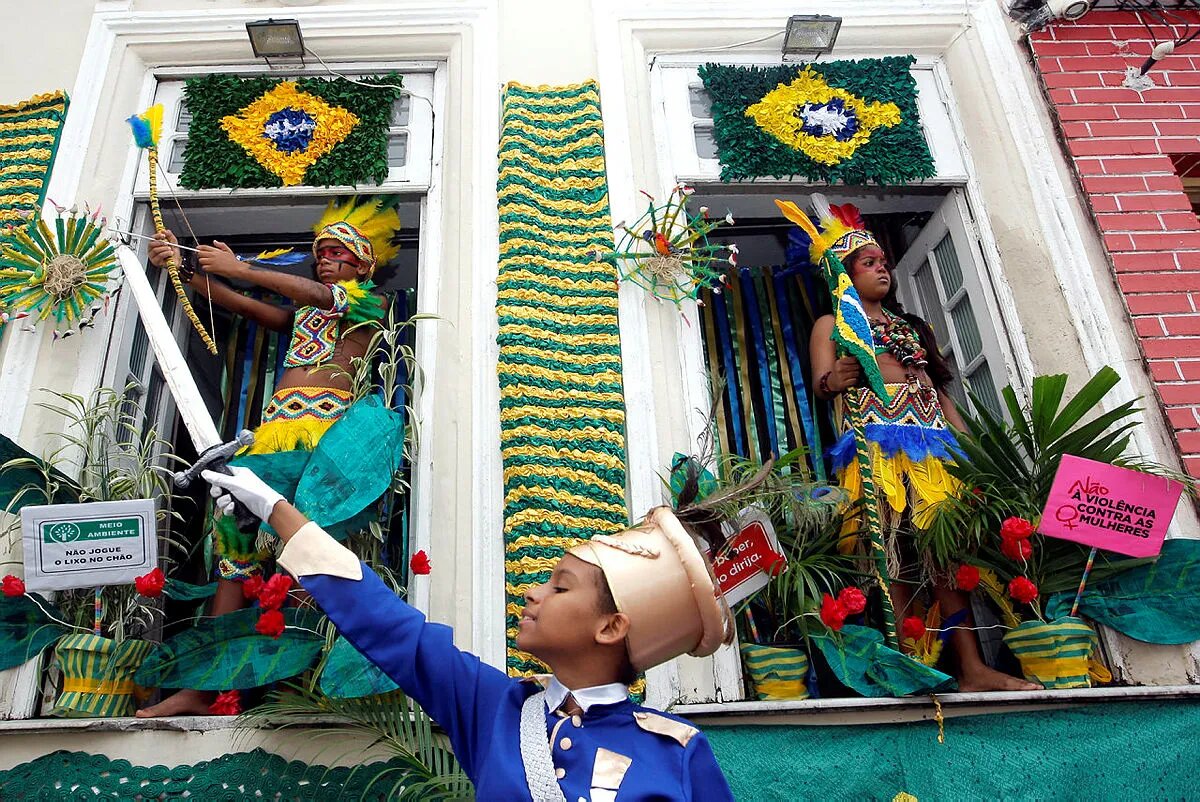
top-left (137, 196), bottom-right (399, 716)
top-left (788, 197), bottom-right (1039, 692)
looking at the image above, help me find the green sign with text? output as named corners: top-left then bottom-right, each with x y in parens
top-left (22, 500), bottom-right (157, 592)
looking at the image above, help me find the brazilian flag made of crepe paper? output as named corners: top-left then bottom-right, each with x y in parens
top-left (179, 73), bottom-right (401, 189)
top-left (699, 58), bottom-right (935, 185)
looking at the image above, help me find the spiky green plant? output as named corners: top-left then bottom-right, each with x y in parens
top-left (341, 306), bottom-right (433, 573)
top-left (922, 367), bottom-right (1195, 613)
top-left (239, 682), bottom-right (473, 801)
top-left (669, 447), bottom-right (860, 641)
top-left (0, 384), bottom-right (186, 640)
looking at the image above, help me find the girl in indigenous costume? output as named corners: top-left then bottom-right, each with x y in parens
top-left (137, 197), bottom-right (401, 715)
top-left (807, 202), bottom-right (1038, 692)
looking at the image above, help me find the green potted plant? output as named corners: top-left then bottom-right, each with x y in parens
top-left (924, 367), bottom-right (1194, 689)
top-left (668, 447), bottom-right (857, 700)
top-left (1, 385), bottom-right (184, 716)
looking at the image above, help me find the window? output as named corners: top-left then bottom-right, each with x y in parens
top-left (140, 69), bottom-right (435, 196)
top-left (894, 191), bottom-right (1008, 418)
top-left (653, 60), bottom-right (1023, 706)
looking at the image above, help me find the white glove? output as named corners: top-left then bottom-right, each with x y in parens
top-left (202, 467), bottom-right (285, 523)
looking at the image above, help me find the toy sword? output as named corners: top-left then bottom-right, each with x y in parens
top-left (115, 245), bottom-right (258, 529)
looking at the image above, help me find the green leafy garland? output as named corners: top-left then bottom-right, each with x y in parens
top-left (179, 73), bottom-right (401, 190)
top-left (698, 58), bottom-right (935, 185)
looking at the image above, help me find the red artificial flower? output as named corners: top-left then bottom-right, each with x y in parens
top-left (837, 587), bottom-right (867, 615)
top-left (819, 593), bottom-right (848, 631)
top-left (2, 575), bottom-right (26, 597)
top-left (955, 564), bottom-right (981, 592)
top-left (208, 690), bottom-right (242, 716)
top-left (762, 551), bottom-right (786, 577)
top-left (901, 616), bottom-right (927, 641)
top-left (255, 608), bottom-right (286, 638)
top-left (134, 568), bottom-right (165, 598)
top-left (1000, 516), bottom-right (1034, 542)
top-left (410, 550), bottom-right (432, 576)
top-left (257, 574), bottom-right (293, 610)
top-left (1000, 536), bottom-right (1034, 562)
top-left (1008, 576), bottom-right (1039, 605)
top-left (242, 574), bottom-right (265, 600)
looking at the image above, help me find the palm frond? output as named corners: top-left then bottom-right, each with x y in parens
top-left (240, 684), bottom-right (473, 801)
top-left (925, 368), bottom-right (1197, 612)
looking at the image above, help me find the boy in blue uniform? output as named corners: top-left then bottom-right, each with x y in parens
top-left (204, 465), bottom-right (737, 801)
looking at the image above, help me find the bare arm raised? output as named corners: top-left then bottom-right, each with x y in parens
top-left (198, 241), bottom-right (336, 311)
top-left (149, 231), bottom-right (292, 332)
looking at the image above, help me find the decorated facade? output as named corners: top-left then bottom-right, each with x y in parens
top-left (1, 1), bottom-right (1199, 799)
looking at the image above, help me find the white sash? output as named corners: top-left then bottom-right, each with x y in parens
top-left (519, 690), bottom-right (568, 802)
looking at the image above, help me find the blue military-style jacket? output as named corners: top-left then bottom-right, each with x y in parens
top-left (282, 524), bottom-right (735, 801)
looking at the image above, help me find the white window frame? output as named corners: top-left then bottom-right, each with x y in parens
top-left (646, 56), bottom-right (1025, 707)
top-left (136, 64), bottom-right (437, 198)
top-left (894, 189), bottom-right (1011, 419)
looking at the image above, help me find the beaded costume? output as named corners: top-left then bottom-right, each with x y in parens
top-left (811, 206), bottom-right (962, 577)
top-left (213, 197), bottom-right (396, 581)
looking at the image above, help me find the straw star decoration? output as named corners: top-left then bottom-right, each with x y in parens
top-left (592, 185), bottom-right (737, 307)
top-left (0, 206), bottom-right (118, 334)
top-left (221, 82), bottom-right (359, 186)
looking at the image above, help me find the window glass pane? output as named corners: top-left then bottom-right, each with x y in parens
top-left (387, 133), bottom-right (408, 168)
top-left (932, 233), bottom-right (963, 296)
top-left (117, 380), bottom-right (143, 447)
top-left (949, 300), bottom-right (984, 363)
top-left (159, 273), bottom-right (177, 326)
top-left (965, 361), bottom-right (1004, 418)
top-left (688, 85), bottom-right (713, 119)
top-left (694, 125), bottom-right (717, 160)
top-left (391, 95), bottom-right (412, 127)
top-left (176, 101), bottom-right (191, 131)
top-left (911, 261), bottom-right (952, 349)
top-left (167, 138), bottom-right (187, 173)
top-left (130, 318), bottom-right (149, 376)
top-left (144, 366), bottom-right (164, 435)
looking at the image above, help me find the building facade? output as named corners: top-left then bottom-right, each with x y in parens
top-left (1, 0), bottom-right (1198, 797)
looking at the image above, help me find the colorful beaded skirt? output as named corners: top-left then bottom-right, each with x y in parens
top-left (244, 385), bottom-right (353, 455)
top-left (828, 382), bottom-right (962, 563)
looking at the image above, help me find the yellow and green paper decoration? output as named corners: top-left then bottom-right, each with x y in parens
top-left (496, 81), bottom-right (630, 677)
top-left (592, 184), bottom-right (737, 306)
top-left (0, 205), bottom-right (118, 335)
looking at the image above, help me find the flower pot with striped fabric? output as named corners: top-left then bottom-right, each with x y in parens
top-left (53, 634), bottom-right (153, 717)
top-left (1002, 617), bottom-right (1107, 690)
top-left (741, 643), bottom-right (810, 700)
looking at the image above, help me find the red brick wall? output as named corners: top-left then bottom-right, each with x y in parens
top-left (1030, 11), bottom-right (1200, 478)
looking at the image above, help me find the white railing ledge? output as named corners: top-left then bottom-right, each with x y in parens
top-left (673, 684), bottom-right (1200, 723)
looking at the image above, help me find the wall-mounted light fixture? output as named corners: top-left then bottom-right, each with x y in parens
top-left (781, 15), bottom-right (842, 62)
top-left (246, 19), bottom-right (306, 62)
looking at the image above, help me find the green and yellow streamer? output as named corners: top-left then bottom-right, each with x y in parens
top-left (497, 81), bottom-right (629, 676)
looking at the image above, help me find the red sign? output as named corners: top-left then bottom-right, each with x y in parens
top-left (1039, 455), bottom-right (1183, 558)
top-left (712, 517), bottom-right (786, 605)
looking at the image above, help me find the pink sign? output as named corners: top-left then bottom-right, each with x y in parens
top-left (1039, 454), bottom-right (1184, 558)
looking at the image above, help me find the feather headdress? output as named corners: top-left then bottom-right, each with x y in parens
top-left (775, 195), bottom-right (889, 401)
top-left (313, 195), bottom-right (403, 276)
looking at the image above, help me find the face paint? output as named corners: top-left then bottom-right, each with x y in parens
top-left (316, 245), bottom-right (360, 268)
